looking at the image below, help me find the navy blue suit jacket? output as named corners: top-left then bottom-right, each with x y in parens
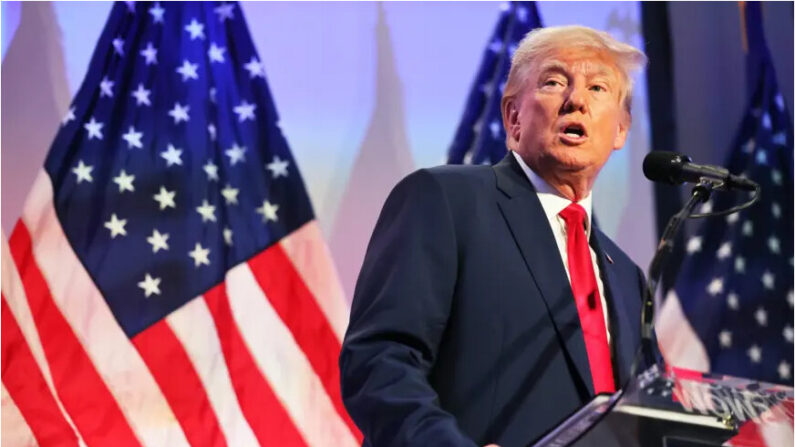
top-left (339, 154), bottom-right (652, 447)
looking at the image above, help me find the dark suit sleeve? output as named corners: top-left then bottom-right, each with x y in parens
top-left (339, 169), bottom-right (477, 447)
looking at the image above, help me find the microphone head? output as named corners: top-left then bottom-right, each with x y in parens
top-left (643, 151), bottom-right (692, 185)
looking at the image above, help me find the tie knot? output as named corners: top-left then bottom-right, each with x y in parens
top-left (559, 203), bottom-right (587, 227)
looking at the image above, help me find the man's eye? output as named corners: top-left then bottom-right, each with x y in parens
top-left (590, 85), bottom-right (606, 92)
top-left (544, 79), bottom-right (562, 87)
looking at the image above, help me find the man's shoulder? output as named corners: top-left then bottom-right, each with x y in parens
top-left (403, 164), bottom-right (496, 191)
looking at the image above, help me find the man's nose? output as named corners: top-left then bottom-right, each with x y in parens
top-left (561, 86), bottom-right (588, 114)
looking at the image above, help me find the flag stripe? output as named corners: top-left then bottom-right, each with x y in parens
top-left (224, 262), bottom-right (360, 447)
top-left (132, 320), bottom-right (228, 447)
top-left (203, 283), bottom-right (308, 446)
top-left (1, 295), bottom-right (79, 447)
top-left (19, 172), bottom-right (189, 447)
top-left (166, 297), bottom-right (260, 447)
top-left (656, 291), bottom-right (710, 372)
top-left (280, 222), bottom-right (349, 342)
top-left (8, 222), bottom-right (141, 447)
top-left (1, 384), bottom-right (39, 447)
top-left (248, 245), bottom-right (361, 442)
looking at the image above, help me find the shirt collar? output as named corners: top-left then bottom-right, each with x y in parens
top-left (511, 151), bottom-right (594, 235)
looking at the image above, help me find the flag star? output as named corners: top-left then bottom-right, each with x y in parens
top-left (755, 149), bottom-right (767, 165)
top-left (761, 271), bottom-right (775, 290)
top-left (508, 43), bottom-right (518, 56)
top-left (488, 38), bottom-right (503, 53)
top-left (168, 102), bottom-right (190, 124)
top-left (699, 200), bottom-right (713, 214)
top-left (243, 57), bottom-right (265, 79)
top-left (62, 106), bottom-right (76, 125)
top-left (214, 2), bottom-right (235, 21)
top-left (112, 169), bottom-right (135, 193)
top-left (784, 325), bottom-right (793, 343)
top-left (184, 18), bottom-right (205, 40)
top-left (99, 76), bottom-right (114, 97)
top-left (516, 6), bottom-right (528, 22)
top-left (768, 235), bottom-right (781, 254)
top-left (122, 126), bottom-right (144, 149)
top-left (727, 292), bottom-right (739, 310)
top-left (207, 123), bottom-right (217, 141)
top-left (147, 229), bottom-right (169, 253)
top-left (140, 42), bottom-right (158, 65)
top-left (266, 156), bottom-right (290, 178)
top-left (771, 202), bottom-right (781, 219)
top-left (112, 36), bottom-right (124, 55)
top-left (771, 169), bottom-right (782, 185)
top-left (223, 227), bottom-right (233, 246)
top-left (734, 256), bottom-right (745, 273)
top-left (762, 112), bottom-right (771, 129)
top-left (149, 2), bottom-right (164, 23)
top-left (716, 242), bottom-right (732, 260)
top-left (160, 144), bottom-right (183, 166)
top-left (686, 236), bottom-right (703, 254)
top-left (256, 200), bottom-right (279, 222)
top-left (138, 273), bottom-right (162, 297)
top-left (188, 242), bottom-right (211, 267)
top-left (233, 100), bottom-right (257, 122)
top-left (741, 220), bottom-right (753, 237)
top-left (788, 290), bottom-right (794, 308)
top-left (196, 200), bottom-right (217, 222)
top-left (718, 330), bottom-right (732, 348)
top-left (153, 186), bottom-right (176, 210)
top-left (221, 185), bottom-right (239, 205)
top-left (706, 277), bottom-right (724, 296)
top-left (209, 87), bottom-right (217, 103)
top-left (779, 361), bottom-right (791, 380)
top-left (176, 60), bottom-right (199, 81)
top-left (72, 160), bottom-right (93, 183)
top-left (225, 143), bottom-right (247, 165)
top-left (754, 307), bottom-right (768, 326)
top-left (489, 120), bottom-right (501, 138)
top-left (775, 93), bottom-right (785, 111)
top-left (104, 214), bottom-right (127, 238)
top-left (208, 43), bottom-right (226, 63)
top-left (725, 212), bottom-right (739, 224)
top-left (124, 1), bottom-right (135, 12)
top-left (203, 160), bottom-right (220, 181)
top-left (499, 80), bottom-right (506, 93)
top-left (131, 83), bottom-right (151, 106)
top-left (747, 344), bottom-right (762, 363)
top-left (742, 138), bottom-right (755, 153)
top-left (772, 131), bottom-right (787, 145)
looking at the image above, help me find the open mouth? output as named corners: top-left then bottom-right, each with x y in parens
top-left (559, 123), bottom-right (587, 143)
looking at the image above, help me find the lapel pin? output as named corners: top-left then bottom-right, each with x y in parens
top-left (606, 253), bottom-right (614, 264)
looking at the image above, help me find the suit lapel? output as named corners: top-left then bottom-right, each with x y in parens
top-left (493, 154), bottom-right (594, 396)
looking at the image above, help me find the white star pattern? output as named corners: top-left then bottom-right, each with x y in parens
top-left (489, 120), bottom-right (501, 138)
top-left (762, 113), bottom-right (771, 129)
top-left (725, 212), bottom-right (739, 225)
top-left (256, 200), bottom-right (279, 222)
top-left (140, 42), bottom-right (158, 65)
top-left (176, 60), bottom-right (199, 81)
top-left (726, 293), bottom-right (739, 310)
top-left (755, 149), bottom-right (767, 165)
top-left (153, 186), bottom-right (176, 210)
top-left (138, 273), bottom-right (161, 298)
top-left (104, 214), bottom-right (127, 238)
top-left (716, 242), bottom-right (732, 260)
top-left (233, 100), bottom-right (256, 122)
top-left (771, 169), bottom-right (782, 185)
top-left (72, 160), bottom-right (93, 183)
top-left (742, 138), bottom-right (755, 153)
top-left (747, 344), bottom-right (762, 363)
top-left (184, 18), bottom-right (205, 40)
top-left (719, 330), bottom-right (732, 348)
top-left (221, 185), bottom-right (239, 205)
top-left (112, 37), bottom-right (124, 56)
top-left (160, 144), bottom-right (183, 166)
top-left (223, 227), bottom-right (233, 246)
top-left (761, 271), bottom-right (775, 290)
top-left (516, 6), bottom-right (528, 22)
top-left (122, 126), bottom-right (143, 149)
top-left (196, 200), bottom-right (217, 223)
top-left (225, 143), bottom-right (247, 165)
top-left (243, 57), bottom-right (265, 79)
top-left (84, 117), bottom-right (104, 140)
top-left (131, 83), bottom-right (152, 106)
top-left (771, 202), bottom-right (781, 219)
top-left (775, 93), bottom-right (785, 111)
top-left (741, 221), bottom-right (753, 237)
top-left (706, 277), bottom-right (724, 296)
top-left (734, 256), bottom-right (746, 273)
top-left (147, 229), bottom-right (169, 253)
top-left (203, 161), bottom-right (219, 181)
top-left (772, 131), bottom-right (787, 145)
top-left (699, 200), bottom-right (713, 214)
top-left (779, 361), bottom-right (791, 380)
top-left (188, 242), bottom-right (211, 267)
top-left (754, 307), bottom-right (768, 326)
top-left (266, 156), bottom-right (290, 178)
top-left (168, 102), bottom-right (190, 124)
top-left (788, 291), bottom-right (794, 308)
top-left (209, 87), bottom-right (217, 103)
top-left (62, 106), bottom-right (76, 125)
top-left (100, 76), bottom-right (114, 97)
top-left (768, 235), bottom-right (781, 254)
top-left (214, 3), bottom-right (235, 21)
top-left (784, 325), bottom-right (793, 343)
top-left (207, 123), bottom-right (217, 141)
top-left (488, 38), bottom-right (503, 53)
top-left (208, 43), bottom-right (226, 63)
top-left (113, 170), bottom-right (135, 193)
top-left (149, 2), bottom-right (165, 23)
top-left (686, 236), bottom-right (703, 254)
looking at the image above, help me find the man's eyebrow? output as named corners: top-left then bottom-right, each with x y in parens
top-left (536, 60), bottom-right (617, 79)
top-left (536, 60), bottom-right (567, 75)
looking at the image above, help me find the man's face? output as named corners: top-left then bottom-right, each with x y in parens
top-left (507, 47), bottom-right (628, 182)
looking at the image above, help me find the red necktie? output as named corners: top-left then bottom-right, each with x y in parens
top-left (559, 203), bottom-right (615, 394)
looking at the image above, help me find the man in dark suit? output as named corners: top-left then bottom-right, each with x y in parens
top-left (339, 25), bottom-right (654, 447)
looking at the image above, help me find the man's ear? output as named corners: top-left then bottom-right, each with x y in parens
top-left (613, 110), bottom-right (630, 150)
top-left (502, 97), bottom-right (520, 147)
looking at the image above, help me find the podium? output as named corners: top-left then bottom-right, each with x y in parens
top-left (532, 365), bottom-right (794, 447)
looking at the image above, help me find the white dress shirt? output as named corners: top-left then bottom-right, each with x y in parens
top-left (511, 151), bottom-right (611, 344)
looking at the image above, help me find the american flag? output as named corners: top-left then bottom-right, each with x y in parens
top-left (656, 4), bottom-right (793, 443)
top-left (446, 1), bottom-right (541, 165)
top-left (1, 2), bottom-right (360, 446)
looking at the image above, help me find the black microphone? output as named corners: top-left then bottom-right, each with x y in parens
top-left (643, 151), bottom-right (758, 191)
